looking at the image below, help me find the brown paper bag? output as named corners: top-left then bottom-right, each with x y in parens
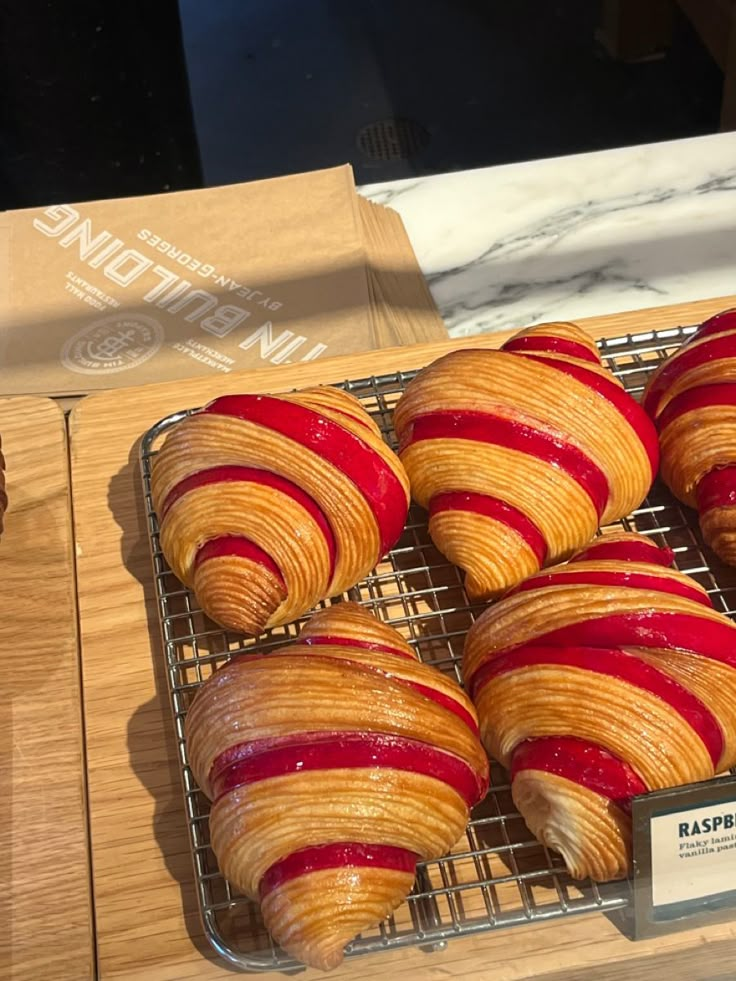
top-left (0, 166), bottom-right (377, 396)
top-left (358, 198), bottom-right (448, 348)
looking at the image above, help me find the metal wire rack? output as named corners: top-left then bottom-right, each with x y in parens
top-left (140, 322), bottom-right (736, 972)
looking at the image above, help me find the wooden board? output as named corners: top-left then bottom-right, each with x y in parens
top-left (0, 397), bottom-right (93, 981)
top-left (70, 294), bottom-right (736, 980)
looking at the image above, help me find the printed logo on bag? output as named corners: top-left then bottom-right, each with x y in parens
top-left (61, 314), bottom-right (164, 374)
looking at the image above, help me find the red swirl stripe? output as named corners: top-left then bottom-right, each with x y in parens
top-left (511, 737), bottom-right (647, 813)
top-left (259, 842), bottom-right (419, 899)
top-left (404, 410), bottom-right (609, 519)
top-left (505, 568), bottom-right (711, 608)
top-left (502, 334), bottom-right (600, 364)
top-left (300, 634), bottom-right (418, 662)
top-left (469, 645), bottom-right (723, 767)
top-left (520, 354), bottom-right (659, 480)
top-left (656, 382), bottom-right (736, 432)
top-left (643, 334), bottom-right (736, 419)
top-left (691, 310), bottom-right (736, 342)
top-left (429, 491), bottom-right (548, 566)
top-left (517, 611), bottom-right (736, 669)
top-left (211, 731), bottom-right (486, 807)
top-left (161, 464), bottom-right (336, 580)
top-left (203, 395), bottom-right (407, 556)
top-left (571, 539), bottom-right (674, 566)
top-left (193, 536), bottom-right (285, 585)
top-left (696, 466), bottom-right (736, 514)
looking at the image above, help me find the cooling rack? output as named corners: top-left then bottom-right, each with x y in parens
top-left (140, 322), bottom-right (736, 971)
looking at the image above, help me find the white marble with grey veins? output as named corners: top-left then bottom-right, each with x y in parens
top-left (361, 132), bottom-right (736, 337)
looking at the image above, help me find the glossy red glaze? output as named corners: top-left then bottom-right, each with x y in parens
top-left (691, 310), bottom-right (736, 342)
top-left (571, 538), bottom-right (674, 566)
top-left (203, 394), bottom-right (408, 556)
top-left (300, 634), bottom-right (418, 662)
top-left (429, 491), bottom-right (547, 566)
top-left (211, 731), bottom-right (487, 807)
top-left (510, 611), bottom-right (736, 668)
top-left (259, 842), bottom-right (419, 899)
top-left (643, 334), bottom-right (736, 419)
top-left (511, 737), bottom-right (647, 813)
top-left (656, 382), bottom-right (736, 433)
top-left (697, 466), bottom-right (736, 514)
top-left (505, 568), bottom-right (711, 608)
top-left (404, 410), bottom-right (609, 519)
top-left (161, 464), bottom-right (336, 579)
top-left (520, 354), bottom-right (659, 479)
top-left (469, 644), bottom-right (723, 766)
top-left (502, 334), bottom-right (600, 364)
top-left (193, 535), bottom-right (285, 585)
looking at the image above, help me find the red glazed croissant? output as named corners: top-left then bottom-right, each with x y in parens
top-left (186, 602), bottom-right (488, 971)
top-left (644, 309), bottom-right (736, 564)
top-left (393, 322), bottom-right (658, 600)
top-left (463, 532), bottom-right (736, 882)
top-left (150, 388), bottom-right (410, 635)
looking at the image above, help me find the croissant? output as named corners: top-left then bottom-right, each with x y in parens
top-left (393, 322), bottom-right (658, 599)
top-left (462, 532), bottom-right (736, 882)
top-left (185, 602), bottom-right (488, 971)
top-left (0, 436), bottom-right (5, 537)
top-left (644, 308), bottom-right (736, 564)
top-left (150, 388), bottom-right (410, 635)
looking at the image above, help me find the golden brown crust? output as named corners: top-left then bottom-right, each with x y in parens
top-left (192, 555), bottom-right (286, 636)
top-left (475, 663), bottom-right (713, 786)
top-left (150, 386), bottom-right (409, 634)
top-left (644, 315), bottom-right (736, 566)
top-left (658, 405), bottom-right (736, 507)
top-left (210, 768), bottom-right (470, 898)
top-left (700, 505), bottom-right (736, 564)
top-left (463, 533), bottom-right (736, 882)
top-left (400, 439), bottom-right (598, 560)
top-left (463, 579), bottom-right (728, 682)
top-left (261, 866), bottom-right (414, 972)
top-left (185, 604), bottom-right (488, 970)
top-left (428, 508), bottom-right (540, 600)
top-left (187, 649), bottom-right (485, 799)
top-left (512, 770), bottom-right (630, 882)
top-left (393, 323), bottom-right (653, 599)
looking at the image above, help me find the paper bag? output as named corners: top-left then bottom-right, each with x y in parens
top-left (0, 166), bottom-right (376, 396)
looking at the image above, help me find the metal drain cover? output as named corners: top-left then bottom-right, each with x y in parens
top-left (357, 118), bottom-right (430, 160)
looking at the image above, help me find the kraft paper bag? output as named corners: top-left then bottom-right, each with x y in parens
top-left (358, 197), bottom-right (447, 348)
top-left (0, 166), bottom-right (377, 396)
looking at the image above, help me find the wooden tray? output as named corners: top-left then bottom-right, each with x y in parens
top-left (70, 295), bottom-right (736, 981)
top-left (0, 397), bottom-right (92, 981)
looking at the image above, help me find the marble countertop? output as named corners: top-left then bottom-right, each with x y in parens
top-left (362, 132), bottom-right (736, 338)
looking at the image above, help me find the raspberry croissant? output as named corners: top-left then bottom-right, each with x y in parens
top-left (150, 388), bottom-right (410, 635)
top-left (186, 602), bottom-right (488, 971)
top-left (644, 309), bottom-right (736, 564)
top-left (463, 533), bottom-right (736, 882)
top-left (393, 322), bottom-right (658, 600)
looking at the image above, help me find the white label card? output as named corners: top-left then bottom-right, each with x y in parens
top-left (650, 802), bottom-right (736, 906)
top-left (631, 775), bottom-right (736, 939)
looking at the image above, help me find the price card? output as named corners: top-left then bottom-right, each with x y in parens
top-left (632, 774), bottom-right (736, 939)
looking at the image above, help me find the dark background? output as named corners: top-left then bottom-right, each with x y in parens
top-left (0, 0), bottom-right (723, 210)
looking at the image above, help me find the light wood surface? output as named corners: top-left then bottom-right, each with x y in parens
top-left (70, 293), bottom-right (736, 981)
top-left (0, 397), bottom-right (92, 981)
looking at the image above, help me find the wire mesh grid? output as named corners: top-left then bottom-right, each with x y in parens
top-left (140, 322), bottom-right (736, 972)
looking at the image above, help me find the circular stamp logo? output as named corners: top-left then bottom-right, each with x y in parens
top-left (61, 314), bottom-right (164, 375)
